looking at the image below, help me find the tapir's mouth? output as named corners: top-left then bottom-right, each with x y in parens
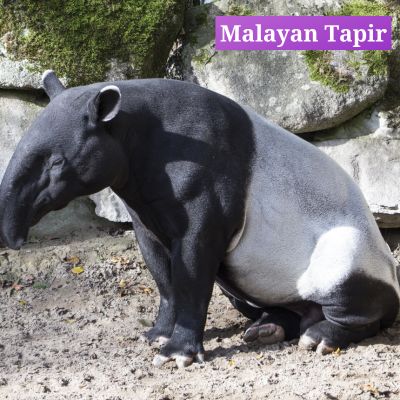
top-left (1, 208), bottom-right (36, 250)
top-left (7, 237), bottom-right (25, 251)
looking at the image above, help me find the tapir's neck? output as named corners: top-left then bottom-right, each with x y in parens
top-left (107, 109), bottom-right (145, 199)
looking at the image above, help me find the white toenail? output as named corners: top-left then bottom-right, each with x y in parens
top-left (316, 340), bottom-right (335, 355)
top-left (152, 354), bottom-right (169, 367)
top-left (298, 334), bottom-right (318, 350)
top-left (175, 355), bottom-right (193, 368)
top-left (195, 353), bottom-right (205, 363)
top-left (157, 336), bottom-right (169, 345)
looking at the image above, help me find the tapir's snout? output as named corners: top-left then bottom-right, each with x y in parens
top-left (1, 234), bottom-right (25, 251)
top-left (0, 152), bottom-right (36, 251)
top-left (0, 185), bottom-right (30, 251)
top-left (0, 206), bottom-right (29, 251)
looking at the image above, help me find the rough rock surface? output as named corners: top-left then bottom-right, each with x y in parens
top-left (0, 91), bottom-right (115, 238)
top-left (90, 189), bottom-right (131, 223)
top-left (0, 57), bottom-right (42, 90)
top-left (0, 91), bottom-right (44, 175)
top-left (182, 0), bottom-right (388, 133)
top-left (314, 104), bottom-right (400, 228)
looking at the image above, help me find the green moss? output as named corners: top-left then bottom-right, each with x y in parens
top-left (335, 0), bottom-right (391, 76)
top-left (194, 10), bottom-right (209, 27)
top-left (189, 34), bottom-right (199, 46)
top-left (303, 51), bottom-right (351, 93)
top-left (303, 0), bottom-right (395, 92)
top-left (192, 48), bottom-right (212, 64)
top-left (227, 5), bottom-right (255, 16)
top-left (363, 50), bottom-right (389, 75)
top-left (0, 0), bottom-right (185, 86)
top-left (32, 282), bottom-right (49, 290)
top-left (335, 0), bottom-right (390, 16)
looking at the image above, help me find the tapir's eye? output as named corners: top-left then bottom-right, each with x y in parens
top-left (49, 157), bottom-right (64, 169)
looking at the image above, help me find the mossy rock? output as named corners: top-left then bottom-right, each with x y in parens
top-left (0, 0), bottom-right (186, 87)
top-left (182, 0), bottom-right (389, 133)
top-left (303, 0), bottom-right (399, 94)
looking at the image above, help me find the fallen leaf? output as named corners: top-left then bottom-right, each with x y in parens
top-left (110, 256), bottom-right (131, 265)
top-left (71, 266), bottom-right (84, 275)
top-left (138, 318), bottom-right (153, 328)
top-left (333, 348), bottom-right (341, 356)
top-left (18, 300), bottom-right (27, 306)
top-left (362, 383), bottom-right (380, 396)
top-left (138, 286), bottom-right (153, 295)
top-left (11, 283), bottom-right (23, 291)
top-left (64, 256), bottom-right (80, 265)
top-left (119, 279), bottom-right (127, 288)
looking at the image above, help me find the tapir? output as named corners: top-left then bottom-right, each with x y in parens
top-left (0, 71), bottom-right (399, 368)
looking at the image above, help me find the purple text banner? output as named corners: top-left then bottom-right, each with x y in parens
top-left (215, 16), bottom-right (392, 51)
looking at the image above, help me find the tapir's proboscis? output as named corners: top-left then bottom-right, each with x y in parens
top-left (0, 71), bottom-right (399, 368)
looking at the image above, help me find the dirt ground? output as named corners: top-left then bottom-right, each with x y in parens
top-left (1, 226), bottom-right (400, 400)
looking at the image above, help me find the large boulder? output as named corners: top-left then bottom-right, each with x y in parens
top-left (0, 91), bottom-right (44, 175)
top-left (182, 0), bottom-right (390, 133)
top-left (0, 0), bottom-right (186, 88)
top-left (314, 104), bottom-right (400, 228)
top-left (0, 91), bottom-right (116, 239)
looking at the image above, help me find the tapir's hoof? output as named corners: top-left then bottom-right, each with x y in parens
top-left (298, 319), bottom-right (380, 356)
top-left (298, 334), bottom-right (336, 355)
top-left (152, 352), bottom-right (205, 368)
top-left (152, 338), bottom-right (205, 368)
top-left (243, 322), bottom-right (285, 345)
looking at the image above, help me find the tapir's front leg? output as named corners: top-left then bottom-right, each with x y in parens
top-left (130, 214), bottom-right (175, 344)
top-left (152, 208), bottom-right (225, 368)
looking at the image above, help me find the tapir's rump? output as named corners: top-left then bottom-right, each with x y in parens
top-left (225, 107), bottom-right (399, 306)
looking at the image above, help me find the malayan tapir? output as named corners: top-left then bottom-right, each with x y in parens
top-left (0, 71), bottom-right (399, 368)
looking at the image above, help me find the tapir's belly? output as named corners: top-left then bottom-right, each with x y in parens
top-left (224, 188), bottom-right (317, 305)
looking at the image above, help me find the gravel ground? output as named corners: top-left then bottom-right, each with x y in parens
top-left (0, 227), bottom-right (400, 400)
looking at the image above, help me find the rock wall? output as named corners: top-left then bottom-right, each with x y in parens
top-left (1, 0), bottom-right (400, 229)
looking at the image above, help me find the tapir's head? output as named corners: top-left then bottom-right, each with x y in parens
top-left (0, 71), bottom-right (128, 249)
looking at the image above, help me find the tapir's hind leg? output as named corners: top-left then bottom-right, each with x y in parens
top-left (224, 291), bottom-right (324, 345)
top-left (221, 288), bottom-right (301, 343)
top-left (299, 320), bottom-right (380, 354)
top-left (241, 302), bottom-right (325, 344)
top-left (243, 307), bottom-right (301, 344)
top-left (299, 273), bottom-right (400, 354)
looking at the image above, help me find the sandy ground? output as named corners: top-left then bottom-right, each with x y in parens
top-left (1, 227), bottom-right (400, 400)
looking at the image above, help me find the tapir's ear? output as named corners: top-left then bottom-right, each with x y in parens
top-left (88, 85), bottom-right (121, 123)
top-left (41, 70), bottom-right (65, 100)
